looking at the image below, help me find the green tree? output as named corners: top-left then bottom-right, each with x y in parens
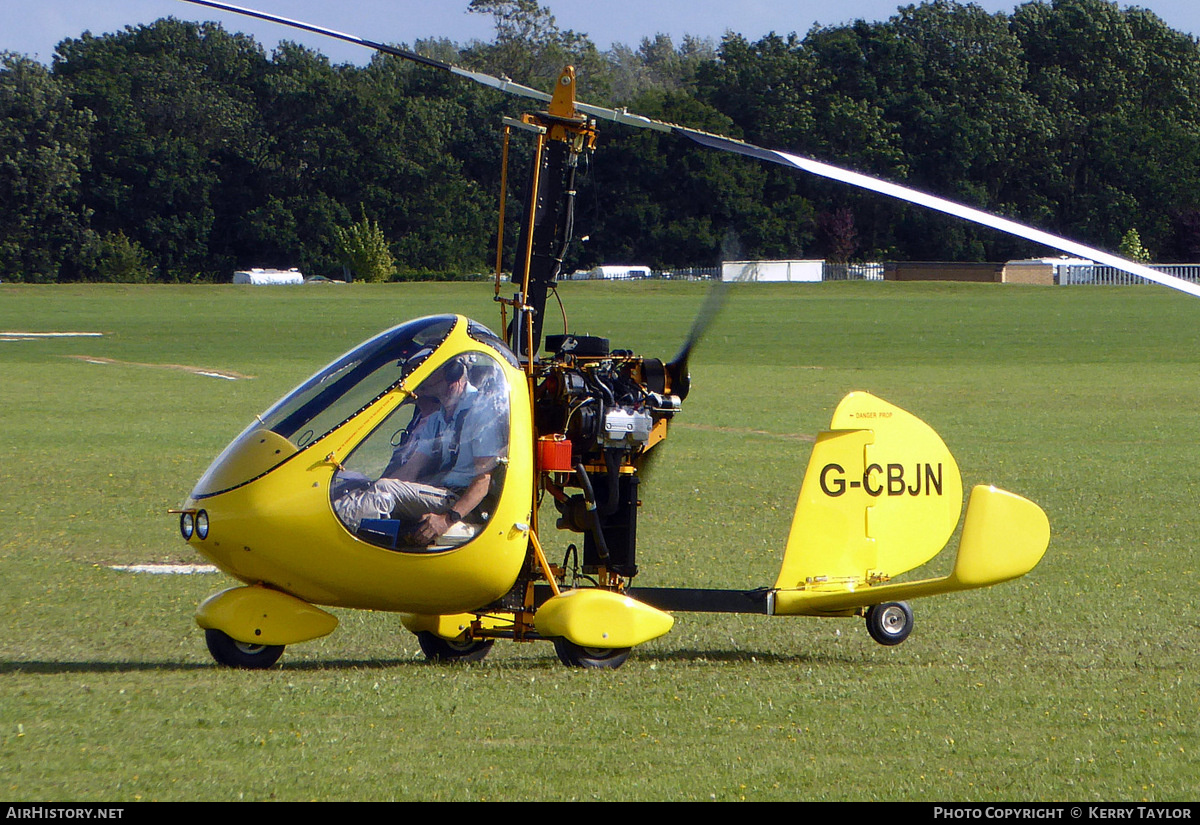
top-left (353, 55), bottom-right (494, 275)
top-left (334, 209), bottom-right (396, 282)
top-left (83, 230), bottom-right (156, 282)
top-left (1117, 227), bottom-right (1151, 262)
top-left (464, 0), bottom-right (609, 97)
top-left (578, 89), bottom-right (809, 267)
top-left (606, 34), bottom-right (717, 104)
top-left (9, 0), bottom-right (1200, 279)
top-left (1012, 0), bottom-right (1200, 252)
top-left (54, 19), bottom-right (267, 280)
top-left (0, 53), bottom-right (94, 282)
top-left (817, 1), bottom-right (1048, 261)
top-left (697, 32), bottom-right (819, 149)
top-left (236, 42), bottom-right (360, 277)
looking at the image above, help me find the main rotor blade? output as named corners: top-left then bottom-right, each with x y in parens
top-left (679, 131), bottom-right (1200, 300)
top-left (177, 1), bottom-right (1200, 300)
top-left (178, 0), bottom-right (553, 105)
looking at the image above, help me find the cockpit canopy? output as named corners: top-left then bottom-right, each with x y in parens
top-left (191, 316), bottom-right (516, 499)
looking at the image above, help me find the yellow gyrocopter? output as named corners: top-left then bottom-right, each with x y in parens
top-left (171, 1), bottom-right (1098, 669)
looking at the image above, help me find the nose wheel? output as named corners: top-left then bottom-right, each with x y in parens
top-left (204, 629), bottom-right (285, 669)
top-left (865, 601), bottom-right (914, 646)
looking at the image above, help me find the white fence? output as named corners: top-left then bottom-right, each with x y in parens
top-left (821, 262), bottom-right (886, 281)
top-left (573, 260), bottom-right (1200, 285)
top-left (1061, 263), bottom-right (1200, 286)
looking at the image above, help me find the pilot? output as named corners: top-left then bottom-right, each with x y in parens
top-left (334, 356), bottom-right (505, 546)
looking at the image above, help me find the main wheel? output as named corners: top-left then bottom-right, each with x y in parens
top-left (416, 631), bottom-right (494, 663)
top-left (865, 601), bottom-right (914, 646)
top-left (204, 629), bottom-right (285, 669)
top-left (552, 638), bottom-right (631, 669)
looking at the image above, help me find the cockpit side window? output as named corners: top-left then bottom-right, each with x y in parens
top-left (330, 351), bottom-right (511, 553)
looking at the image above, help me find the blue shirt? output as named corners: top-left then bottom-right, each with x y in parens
top-left (410, 385), bottom-right (507, 490)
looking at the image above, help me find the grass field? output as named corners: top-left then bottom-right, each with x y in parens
top-left (1, 280), bottom-right (1198, 801)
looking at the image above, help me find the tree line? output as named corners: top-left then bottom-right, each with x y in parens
top-left (4, 0), bottom-right (1200, 283)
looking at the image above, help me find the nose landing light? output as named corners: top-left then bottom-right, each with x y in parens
top-left (175, 509), bottom-right (209, 541)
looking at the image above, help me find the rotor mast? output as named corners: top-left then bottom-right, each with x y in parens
top-left (501, 66), bottom-right (597, 361)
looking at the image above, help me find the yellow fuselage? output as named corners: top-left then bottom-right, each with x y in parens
top-left (182, 316), bottom-right (534, 615)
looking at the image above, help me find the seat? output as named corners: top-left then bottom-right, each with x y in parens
top-left (357, 517), bottom-right (480, 553)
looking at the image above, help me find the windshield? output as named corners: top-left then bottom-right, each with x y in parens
top-left (191, 316), bottom-right (457, 497)
top-left (261, 316), bottom-right (456, 446)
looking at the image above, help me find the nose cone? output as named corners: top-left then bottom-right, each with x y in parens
top-left (192, 428), bottom-right (299, 499)
top-left (179, 499), bottom-right (232, 573)
top-left (181, 427), bottom-right (303, 575)
top-left (178, 460), bottom-right (340, 598)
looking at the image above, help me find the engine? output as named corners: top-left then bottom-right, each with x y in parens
top-left (534, 334), bottom-right (683, 578)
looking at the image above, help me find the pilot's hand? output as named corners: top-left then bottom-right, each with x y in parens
top-left (414, 512), bottom-right (453, 545)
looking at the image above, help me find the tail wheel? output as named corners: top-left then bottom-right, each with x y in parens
top-left (416, 631), bottom-right (494, 663)
top-left (865, 601), bottom-right (914, 646)
top-left (204, 629), bottom-right (285, 669)
top-left (553, 638), bottom-right (631, 669)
